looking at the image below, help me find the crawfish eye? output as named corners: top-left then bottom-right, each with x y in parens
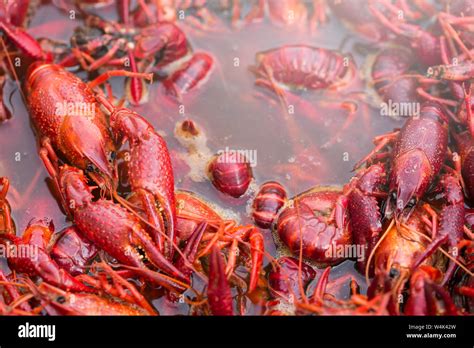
top-left (86, 164), bottom-right (95, 173)
top-left (389, 268), bottom-right (400, 279)
top-left (109, 151), bottom-right (117, 162)
top-left (56, 296), bottom-right (66, 304)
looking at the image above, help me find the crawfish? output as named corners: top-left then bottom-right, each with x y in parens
top-left (50, 225), bottom-right (98, 276)
top-left (175, 191), bottom-right (264, 293)
top-left (67, 1), bottom-right (190, 104)
top-left (405, 265), bottom-right (458, 315)
top-left (207, 246), bottom-right (233, 315)
top-left (370, 47), bottom-right (437, 111)
top-left (367, 207), bottom-right (439, 314)
top-left (356, 101), bottom-right (449, 220)
top-left (2, 219), bottom-right (93, 293)
top-left (27, 281), bottom-right (153, 316)
top-left (163, 52), bottom-right (214, 101)
top-left (55, 164), bottom-right (185, 283)
top-left (0, 177), bottom-right (93, 292)
top-left (411, 174), bottom-right (466, 285)
top-left (97, 95), bottom-right (177, 260)
top-left (454, 129), bottom-right (474, 201)
top-left (347, 164), bottom-right (387, 275)
top-left (267, 256), bottom-right (316, 302)
top-left (252, 45), bottom-right (356, 94)
top-left (276, 186), bottom-right (352, 265)
top-left (26, 63), bottom-right (115, 189)
top-left (327, 0), bottom-right (391, 42)
top-left (25, 60), bottom-right (156, 194)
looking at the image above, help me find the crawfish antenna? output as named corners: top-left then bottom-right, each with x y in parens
top-left (365, 219), bottom-right (395, 285)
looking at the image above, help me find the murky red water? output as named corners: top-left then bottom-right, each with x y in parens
top-left (0, 1), bottom-right (409, 314)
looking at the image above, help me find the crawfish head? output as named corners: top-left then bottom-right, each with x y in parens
top-left (368, 209), bottom-right (434, 313)
top-left (26, 63), bottom-right (117, 187)
top-left (387, 101), bottom-right (448, 220)
top-left (405, 266), bottom-right (458, 315)
top-left (268, 256), bottom-right (316, 300)
top-left (4, 219), bottom-right (93, 293)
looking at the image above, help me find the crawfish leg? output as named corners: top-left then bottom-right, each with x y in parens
top-left (207, 246), bottom-right (233, 315)
top-left (130, 223), bottom-right (186, 281)
top-left (136, 188), bottom-right (166, 253)
top-left (0, 270), bottom-right (31, 312)
top-left (248, 229), bottom-right (264, 293)
top-left (87, 70), bottom-right (153, 90)
top-left (0, 177), bottom-right (13, 234)
top-left (100, 263), bottom-right (156, 315)
top-left (463, 84), bottom-right (474, 139)
top-left (353, 132), bottom-right (398, 170)
top-left (38, 141), bottom-right (70, 215)
top-left (88, 39), bottom-right (125, 72)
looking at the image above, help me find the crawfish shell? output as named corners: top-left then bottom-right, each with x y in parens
top-left (50, 226), bottom-right (98, 276)
top-left (207, 151), bottom-right (253, 198)
top-left (276, 189), bottom-right (352, 265)
top-left (252, 181), bottom-right (287, 229)
top-left (268, 256), bottom-right (316, 300)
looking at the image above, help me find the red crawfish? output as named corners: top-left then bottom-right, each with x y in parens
top-left (65, 1), bottom-right (190, 104)
top-left (50, 225), bottom-right (98, 276)
top-left (174, 221), bottom-right (207, 282)
top-left (0, 0), bottom-right (30, 27)
top-left (367, 2), bottom-right (443, 67)
top-left (52, 164), bottom-right (186, 285)
top-left (276, 186), bottom-right (352, 265)
top-left (252, 181), bottom-right (287, 229)
top-left (175, 190), bottom-right (222, 241)
top-left (405, 265), bottom-right (458, 315)
top-left (97, 95), bottom-right (177, 260)
top-left (252, 45), bottom-right (356, 94)
top-left (267, 256), bottom-right (316, 301)
top-left (294, 266), bottom-right (389, 315)
top-left (265, 256), bottom-right (317, 315)
top-left (370, 47), bottom-right (436, 109)
top-left (411, 174), bottom-right (466, 285)
top-left (175, 191), bottom-right (264, 293)
top-left (251, 44), bottom-right (360, 149)
top-left (207, 246), bottom-right (233, 315)
top-left (207, 150), bottom-right (253, 198)
top-left (1, 219), bottom-right (93, 293)
top-left (346, 164), bottom-right (387, 275)
top-left (266, 0), bottom-right (328, 32)
top-left (427, 59), bottom-right (474, 137)
top-left (26, 62), bottom-right (148, 189)
top-left (134, 21), bottom-right (191, 71)
top-left (0, 7), bottom-right (49, 61)
top-left (163, 52), bottom-right (214, 101)
top-left (454, 129), bottom-right (474, 201)
top-left (133, 0), bottom-right (221, 31)
top-left (355, 101), bottom-right (449, 220)
top-left (367, 208), bottom-right (434, 314)
top-left (0, 178), bottom-right (92, 292)
top-left (0, 177), bottom-right (14, 235)
top-left (26, 280), bottom-right (154, 316)
top-left (0, 269), bottom-right (34, 315)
